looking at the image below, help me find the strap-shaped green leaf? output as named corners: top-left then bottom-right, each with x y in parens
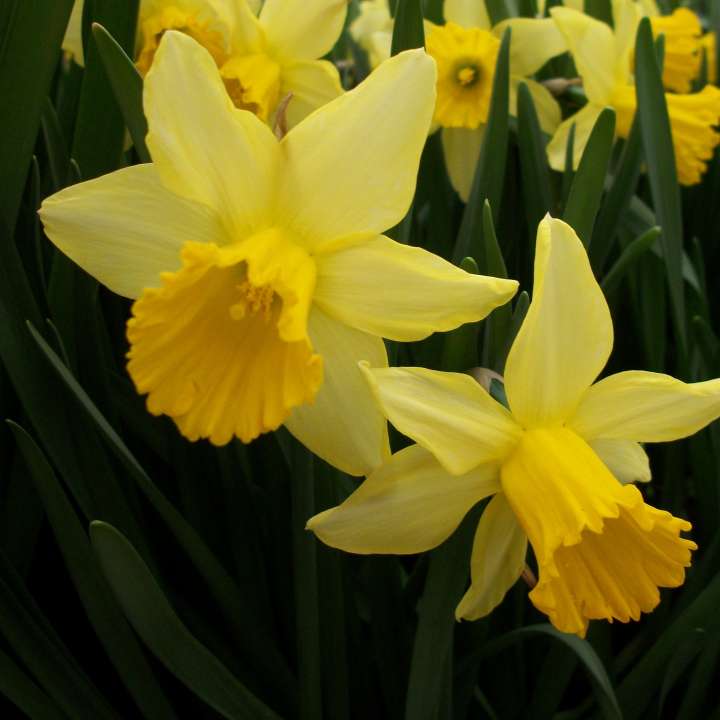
top-left (391, 0), bottom-right (424, 55)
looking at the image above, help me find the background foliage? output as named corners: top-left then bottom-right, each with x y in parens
top-left (1, 0), bottom-right (719, 718)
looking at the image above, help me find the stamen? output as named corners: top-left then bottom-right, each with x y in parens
top-left (457, 66), bottom-right (478, 86)
top-left (231, 279), bottom-right (275, 321)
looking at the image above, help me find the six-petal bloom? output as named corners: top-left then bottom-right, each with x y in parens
top-left (308, 216), bottom-right (720, 637)
top-left (39, 32), bottom-right (518, 477)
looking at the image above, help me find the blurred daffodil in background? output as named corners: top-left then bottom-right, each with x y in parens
top-left (309, 216), bottom-right (720, 637)
top-left (426, 0), bottom-right (564, 201)
top-left (350, 0), bottom-right (393, 70)
top-left (63, 0), bottom-right (345, 127)
top-left (547, 0), bottom-right (720, 185)
top-left (39, 33), bottom-right (517, 477)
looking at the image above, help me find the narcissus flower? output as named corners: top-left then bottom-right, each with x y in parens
top-left (39, 33), bottom-right (517, 477)
top-left (547, 2), bottom-right (720, 185)
top-left (350, 0), bottom-right (393, 70)
top-left (63, 0), bottom-right (344, 126)
top-left (309, 216), bottom-right (720, 637)
top-left (702, 32), bottom-right (717, 85)
top-left (427, 0), bottom-right (565, 200)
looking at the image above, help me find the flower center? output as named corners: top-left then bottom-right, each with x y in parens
top-left (136, 5), bottom-right (227, 76)
top-left (127, 231), bottom-right (322, 445)
top-left (500, 427), bottom-right (696, 637)
top-left (426, 22), bottom-right (499, 129)
top-left (220, 54), bottom-right (282, 121)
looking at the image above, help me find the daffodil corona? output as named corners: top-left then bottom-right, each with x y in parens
top-left (308, 216), bottom-right (720, 637)
top-left (40, 33), bottom-right (517, 477)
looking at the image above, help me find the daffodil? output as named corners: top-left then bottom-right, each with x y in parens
top-left (701, 32), bottom-right (717, 86)
top-left (349, 0), bottom-right (393, 70)
top-left (562, 0), bottom-right (702, 93)
top-left (62, 0), bottom-right (345, 127)
top-left (427, 0), bottom-right (565, 200)
top-left (547, 1), bottom-right (720, 186)
top-left (39, 33), bottom-right (517, 477)
top-left (308, 216), bottom-right (720, 637)
top-left (62, 0), bottom-right (85, 64)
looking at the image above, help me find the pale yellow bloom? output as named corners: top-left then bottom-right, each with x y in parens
top-left (427, 0), bottom-right (565, 201)
top-left (62, 0), bottom-right (85, 64)
top-left (349, 0), bottom-right (393, 69)
top-left (309, 216), bottom-right (718, 637)
top-left (39, 33), bottom-right (517, 476)
top-left (62, 0), bottom-right (345, 127)
top-left (547, 2), bottom-right (720, 185)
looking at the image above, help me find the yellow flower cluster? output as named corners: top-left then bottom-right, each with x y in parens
top-left (48, 0), bottom-right (720, 637)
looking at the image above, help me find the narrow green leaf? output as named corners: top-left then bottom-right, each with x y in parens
top-left (485, 0), bottom-right (512, 25)
top-left (90, 522), bottom-right (281, 720)
top-left (92, 22), bottom-right (150, 162)
top-left (516, 82), bottom-right (553, 239)
top-left (8, 421), bottom-right (178, 720)
top-left (590, 118), bottom-right (643, 273)
top-left (498, 290), bottom-right (529, 373)
top-left (390, 0), bottom-right (424, 55)
top-left (601, 226), bottom-right (659, 294)
top-left (40, 98), bottom-right (71, 191)
top-left (0, 0), bottom-right (74, 227)
top-left (26, 322), bottom-right (298, 712)
top-left (618, 572), bottom-right (720, 718)
top-left (563, 108), bottom-right (616, 246)
top-left (474, 624), bottom-right (621, 720)
top-left (634, 16), bottom-right (686, 354)
top-left (453, 27), bottom-right (511, 263)
top-left (0, 647), bottom-right (65, 720)
top-left (291, 441), bottom-right (322, 720)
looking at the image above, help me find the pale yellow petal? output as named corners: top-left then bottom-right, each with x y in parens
top-left (62, 0), bottom-right (84, 65)
top-left (444, 0), bottom-right (491, 30)
top-left (38, 164), bottom-right (222, 299)
top-left (504, 216), bottom-right (613, 428)
top-left (363, 366), bottom-right (522, 475)
top-left (278, 49), bottom-right (436, 250)
top-left (442, 125), bottom-right (485, 202)
top-left (570, 371), bottom-right (720, 442)
top-left (279, 60), bottom-right (343, 128)
top-left (612, 0), bottom-right (642, 70)
top-left (313, 234), bottom-right (518, 341)
top-left (144, 32), bottom-right (280, 237)
top-left (260, 0), bottom-right (347, 60)
top-left (225, 0), bottom-right (266, 54)
top-left (284, 307), bottom-right (390, 477)
top-left (546, 102), bottom-right (603, 171)
top-left (308, 444), bottom-right (500, 554)
top-left (455, 493), bottom-right (527, 620)
top-left (511, 78), bottom-right (561, 134)
top-left (495, 18), bottom-right (567, 76)
top-left (590, 439), bottom-right (652, 484)
top-left (549, 7), bottom-right (619, 103)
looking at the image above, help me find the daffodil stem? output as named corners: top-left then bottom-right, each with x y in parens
top-left (291, 441), bottom-right (322, 720)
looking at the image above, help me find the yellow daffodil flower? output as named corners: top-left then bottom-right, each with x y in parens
top-left (308, 216), bottom-right (720, 637)
top-left (702, 32), bottom-right (717, 85)
top-left (62, 0), bottom-right (85, 64)
top-left (350, 0), bottom-right (393, 70)
top-left (547, 1), bottom-right (720, 186)
top-left (62, 0), bottom-right (345, 127)
top-left (427, 0), bottom-right (565, 200)
top-left (562, 0), bottom-right (702, 93)
top-left (39, 33), bottom-right (517, 477)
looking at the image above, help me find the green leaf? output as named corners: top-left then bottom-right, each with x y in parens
top-left (0, 0), bottom-right (74, 227)
top-left (90, 521), bottom-right (281, 720)
top-left (485, 0), bottom-right (512, 25)
top-left (585, 0), bottom-right (613, 25)
top-left (617, 571), bottom-right (720, 719)
top-left (601, 226), bottom-right (659, 294)
top-left (390, 0), bottom-right (424, 55)
top-left (91, 22), bottom-right (150, 162)
top-left (516, 82), bottom-right (552, 241)
top-left (8, 420), bottom-right (178, 720)
top-left (498, 290), bottom-right (529, 373)
top-left (72, 0), bottom-right (139, 179)
top-left (26, 321), bottom-right (298, 713)
top-left (634, 17), bottom-right (687, 354)
top-left (0, 647), bottom-right (65, 720)
top-left (590, 118), bottom-right (643, 274)
top-left (441, 256), bottom-right (480, 371)
top-left (475, 624), bottom-right (621, 720)
top-left (40, 98), bottom-right (71, 191)
top-left (453, 27), bottom-right (511, 263)
top-left (563, 108), bottom-right (616, 247)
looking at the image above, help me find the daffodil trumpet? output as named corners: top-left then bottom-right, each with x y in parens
top-left (40, 33), bottom-right (518, 477)
top-left (308, 216), bottom-right (720, 637)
